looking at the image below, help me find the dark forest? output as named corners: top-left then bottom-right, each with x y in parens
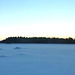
top-left (0, 37), bottom-right (75, 44)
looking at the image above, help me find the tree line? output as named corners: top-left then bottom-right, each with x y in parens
top-left (0, 37), bottom-right (75, 44)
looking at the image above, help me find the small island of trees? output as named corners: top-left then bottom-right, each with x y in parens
top-left (0, 37), bottom-right (75, 44)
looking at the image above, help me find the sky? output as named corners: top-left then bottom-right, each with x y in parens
top-left (0, 0), bottom-right (75, 40)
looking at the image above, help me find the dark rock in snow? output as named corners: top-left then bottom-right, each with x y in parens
top-left (14, 47), bottom-right (21, 49)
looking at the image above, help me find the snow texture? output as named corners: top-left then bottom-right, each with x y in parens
top-left (0, 44), bottom-right (75, 75)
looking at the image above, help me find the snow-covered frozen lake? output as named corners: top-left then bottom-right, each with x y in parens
top-left (0, 44), bottom-right (75, 75)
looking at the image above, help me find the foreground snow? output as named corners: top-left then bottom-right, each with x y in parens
top-left (0, 44), bottom-right (75, 75)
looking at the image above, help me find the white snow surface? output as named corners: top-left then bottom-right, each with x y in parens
top-left (0, 44), bottom-right (75, 75)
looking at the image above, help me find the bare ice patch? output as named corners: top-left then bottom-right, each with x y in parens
top-left (0, 48), bottom-right (3, 50)
top-left (0, 55), bottom-right (8, 57)
top-left (17, 53), bottom-right (25, 55)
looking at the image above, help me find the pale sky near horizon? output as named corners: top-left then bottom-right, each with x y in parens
top-left (0, 0), bottom-right (75, 40)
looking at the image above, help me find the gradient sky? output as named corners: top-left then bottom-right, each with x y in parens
top-left (0, 0), bottom-right (75, 40)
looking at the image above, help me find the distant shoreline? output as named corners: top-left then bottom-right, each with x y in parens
top-left (0, 37), bottom-right (75, 44)
top-left (0, 43), bottom-right (75, 44)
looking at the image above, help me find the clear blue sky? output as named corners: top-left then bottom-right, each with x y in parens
top-left (0, 0), bottom-right (75, 40)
